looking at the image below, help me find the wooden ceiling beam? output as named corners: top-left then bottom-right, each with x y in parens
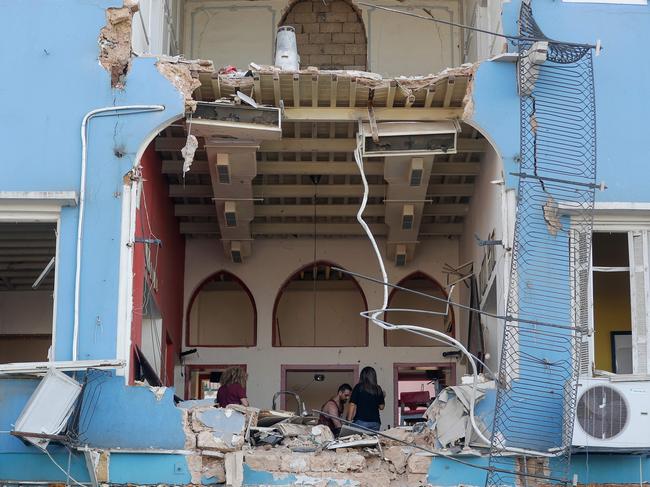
top-left (156, 136), bottom-right (487, 153)
top-left (251, 223), bottom-right (388, 236)
top-left (419, 223), bottom-right (464, 236)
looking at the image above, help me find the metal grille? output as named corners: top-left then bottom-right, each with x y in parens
top-left (576, 386), bottom-right (628, 440)
top-left (486, 1), bottom-right (597, 485)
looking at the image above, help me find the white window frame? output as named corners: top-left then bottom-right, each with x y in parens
top-left (0, 192), bottom-right (73, 366)
top-left (586, 204), bottom-right (650, 377)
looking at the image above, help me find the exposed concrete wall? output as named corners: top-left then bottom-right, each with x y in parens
top-left (183, 237), bottom-right (460, 426)
top-left (183, 0), bottom-right (462, 75)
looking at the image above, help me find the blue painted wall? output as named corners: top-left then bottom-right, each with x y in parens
top-left (471, 0), bottom-right (650, 202)
top-left (0, 0), bottom-right (185, 361)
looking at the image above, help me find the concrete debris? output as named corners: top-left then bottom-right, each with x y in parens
top-left (225, 450), bottom-right (244, 487)
top-left (181, 134), bottom-right (199, 175)
top-left (193, 407), bottom-right (248, 452)
top-left (98, 1), bottom-right (138, 89)
top-left (543, 195), bottom-right (562, 236)
top-left (424, 380), bottom-right (495, 449)
top-left (156, 56), bottom-right (214, 112)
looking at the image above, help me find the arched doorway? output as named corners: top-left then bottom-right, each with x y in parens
top-left (186, 271), bottom-right (256, 347)
top-left (273, 261), bottom-right (368, 346)
top-left (384, 272), bottom-right (455, 347)
top-left (280, 0), bottom-right (367, 70)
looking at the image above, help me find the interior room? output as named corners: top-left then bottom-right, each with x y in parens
top-left (0, 222), bottom-right (57, 364)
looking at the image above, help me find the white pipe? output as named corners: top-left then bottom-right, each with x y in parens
top-left (74, 105), bottom-right (165, 361)
top-left (353, 143), bottom-right (554, 455)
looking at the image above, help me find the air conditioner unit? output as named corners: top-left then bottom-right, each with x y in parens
top-left (359, 121), bottom-right (459, 158)
top-left (572, 377), bottom-right (650, 450)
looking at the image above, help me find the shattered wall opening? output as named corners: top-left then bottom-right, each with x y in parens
top-left (99, 1), bottom-right (139, 88)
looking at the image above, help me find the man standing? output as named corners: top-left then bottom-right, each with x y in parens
top-left (318, 383), bottom-right (352, 437)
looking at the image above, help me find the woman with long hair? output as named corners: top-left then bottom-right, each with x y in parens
top-left (346, 366), bottom-right (385, 431)
top-left (216, 366), bottom-right (250, 407)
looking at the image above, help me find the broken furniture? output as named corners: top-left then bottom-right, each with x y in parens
top-left (398, 390), bottom-right (431, 426)
top-left (272, 390), bottom-right (306, 416)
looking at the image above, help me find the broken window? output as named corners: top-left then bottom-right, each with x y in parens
top-left (187, 271), bottom-right (256, 347)
top-left (273, 262), bottom-right (367, 347)
top-left (384, 272), bottom-right (453, 347)
top-left (0, 222), bottom-right (57, 364)
top-left (591, 232), bottom-right (633, 374)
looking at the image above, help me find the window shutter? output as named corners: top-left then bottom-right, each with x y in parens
top-left (575, 231), bottom-right (591, 376)
top-left (629, 231), bottom-right (650, 374)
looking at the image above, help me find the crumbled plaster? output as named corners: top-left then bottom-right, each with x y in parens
top-left (516, 456), bottom-right (550, 487)
top-left (462, 63), bottom-right (480, 121)
top-left (98, 0), bottom-right (139, 89)
top-left (156, 57), bottom-right (214, 112)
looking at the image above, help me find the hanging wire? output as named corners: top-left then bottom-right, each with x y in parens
top-left (355, 1), bottom-right (598, 49)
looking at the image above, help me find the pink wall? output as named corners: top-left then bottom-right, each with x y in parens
top-left (131, 146), bottom-right (185, 385)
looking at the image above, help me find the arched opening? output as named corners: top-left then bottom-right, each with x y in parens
top-left (384, 272), bottom-right (455, 347)
top-left (273, 261), bottom-right (368, 347)
top-left (186, 271), bottom-right (256, 347)
top-left (280, 0), bottom-right (367, 71)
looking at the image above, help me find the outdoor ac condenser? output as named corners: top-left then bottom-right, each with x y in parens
top-left (13, 368), bottom-right (82, 449)
top-left (572, 377), bottom-right (650, 450)
top-left (359, 121), bottom-right (459, 158)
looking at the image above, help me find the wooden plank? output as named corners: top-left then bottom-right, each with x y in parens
top-left (255, 204), bottom-right (384, 218)
top-left (281, 106), bottom-right (463, 122)
top-left (423, 204), bottom-right (469, 216)
top-left (424, 86), bottom-right (435, 108)
top-left (349, 78), bottom-right (357, 108)
top-left (418, 223), bottom-right (464, 235)
top-left (430, 162), bottom-right (480, 176)
top-left (387, 81), bottom-right (396, 108)
top-left (293, 74), bottom-right (300, 108)
top-left (425, 184), bottom-right (475, 196)
top-left (252, 184), bottom-right (385, 198)
top-left (311, 75), bottom-right (319, 108)
top-left (273, 74), bottom-right (281, 106)
top-left (443, 76), bottom-right (455, 108)
top-left (174, 204), bottom-right (216, 217)
top-left (330, 75), bottom-right (338, 108)
top-left (251, 223), bottom-right (388, 236)
top-left (257, 161), bottom-right (383, 176)
top-left (253, 75), bottom-right (262, 103)
top-left (156, 136), bottom-right (486, 152)
top-left (180, 222), bottom-right (220, 234)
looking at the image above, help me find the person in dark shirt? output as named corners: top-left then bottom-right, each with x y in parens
top-left (216, 366), bottom-right (249, 407)
top-left (318, 383), bottom-right (352, 437)
top-left (347, 366), bottom-right (385, 431)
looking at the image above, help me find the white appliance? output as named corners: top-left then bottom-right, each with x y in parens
top-left (13, 368), bottom-right (82, 449)
top-left (572, 377), bottom-right (650, 450)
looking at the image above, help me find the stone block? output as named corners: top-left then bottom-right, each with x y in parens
top-left (332, 54), bottom-right (355, 65)
top-left (348, 12), bottom-right (361, 21)
top-left (244, 451), bottom-right (283, 472)
top-left (355, 33), bottom-right (366, 43)
top-left (300, 44), bottom-right (325, 55)
top-left (343, 22), bottom-right (363, 32)
top-left (330, 1), bottom-right (353, 12)
top-left (310, 33), bottom-right (332, 44)
top-left (325, 12), bottom-right (348, 22)
top-left (323, 44), bottom-right (345, 54)
top-left (295, 12), bottom-right (318, 23)
top-left (383, 446), bottom-right (408, 474)
top-left (302, 22), bottom-right (320, 33)
top-left (309, 452), bottom-right (336, 472)
top-left (335, 452), bottom-right (366, 472)
top-left (311, 54), bottom-right (333, 65)
top-left (354, 54), bottom-right (367, 65)
top-left (407, 454), bottom-right (433, 474)
top-left (332, 32), bottom-right (354, 44)
top-left (292, 1), bottom-right (314, 13)
top-left (320, 22), bottom-right (343, 33)
top-left (406, 473), bottom-right (429, 486)
top-left (202, 457), bottom-right (226, 484)
top-left (281, 453), bottom-right (310, 473)
top-left (345, 44), bottom-right (366, 54)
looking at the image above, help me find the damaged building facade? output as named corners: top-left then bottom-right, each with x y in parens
top-left (1, 0), bottom-right (650, 485)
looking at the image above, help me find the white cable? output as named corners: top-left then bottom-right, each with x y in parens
top-left (43, 449), bottom-right (87, 487)
top-left (352, 143), bottom-right (559, 454)
top-left (73, 105), bottom-right (165, 361)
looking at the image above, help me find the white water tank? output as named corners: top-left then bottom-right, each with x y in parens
top-left (275, 26), bottom-right (300, 71)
